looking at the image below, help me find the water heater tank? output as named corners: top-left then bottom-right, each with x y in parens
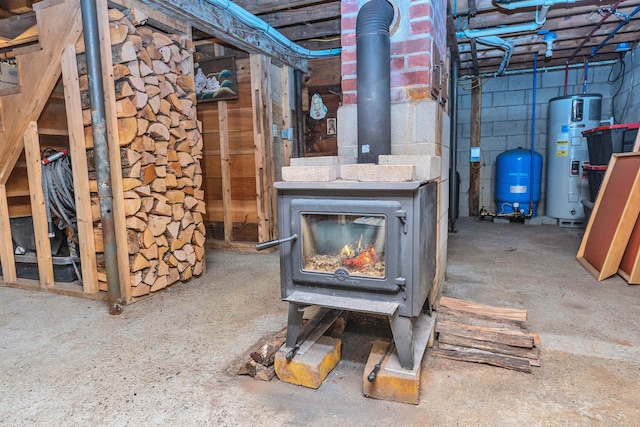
top-left (546, 94), bottom-right (602, 225)
top-left (495, 148), bottom-right (543, 216)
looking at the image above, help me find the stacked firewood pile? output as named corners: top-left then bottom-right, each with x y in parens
top-left (431, 297), bottom-right (540, 373)
top-left (78, 9), bottom-right (206, 296)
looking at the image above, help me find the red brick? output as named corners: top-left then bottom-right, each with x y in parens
top-left (342, 77), bottom-right (357, 92)
top-left (409, 3), bottom-right (430, 19)
top-left (342, 15), bottom-right (357, 32)
top-left (390, 56), bottom-right (405, 71)
top-left (341, 0), bottom-right (360, 15)
top-left (392, 38), bottom-right (430, 56)
top-left (410, 19), bottom-right (433, 36)
top-left (341, 45), bottom-right (358, 63)
top-left (343, 93), bottom-right (357, 105)
top-left (342, 62), bottom-right (357, 76)
top-left (408, 53), bottom-right (429, 68)
top-left (342, 33), bottom-right (356, 49)
top-left (391, 70), bottom-right (429, 87)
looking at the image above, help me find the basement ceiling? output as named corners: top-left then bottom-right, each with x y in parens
top-left (2, 0), bottom-right (640, 77)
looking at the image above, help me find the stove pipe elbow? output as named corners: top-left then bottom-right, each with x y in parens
top-left (356, 0), bottom-right (394, 164)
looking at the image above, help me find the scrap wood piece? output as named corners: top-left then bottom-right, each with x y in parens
top-left (435, 311), bottom-right (528, 332)
top-left (432, 346), bottom-right (532, 373)
top-left (438, 332), bottom-right (540, 362)
top-left (437, 296), bottom-right (527, 323)
top-left (238, 327), bottom-right (286, 381)
top-left (250, 327), bottom-right (287, 366)
top-left (436, 319), bottom-right (535, 348)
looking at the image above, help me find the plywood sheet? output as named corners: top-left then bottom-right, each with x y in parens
top-left (577, 153), bottom-right (640, 281)
top-left (618, 215), bottom-right (640, 284)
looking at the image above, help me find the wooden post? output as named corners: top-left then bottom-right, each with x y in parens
top-left (61, 43), bottom-right (99, 294)
top-left (0, 184), bottom-right (16, 282)
top-left (281, 66), bottom-right (293, 167)
top-left (469, 78), bottom-right (482, 216)
top-left (96, 0), bottom-right (133, 301)
top-left (23, 122), bottom-right (55, 288)
top-left (250, 54), bottom-right (277, 243)
top-left (218, 100), bottom-right (233, 243)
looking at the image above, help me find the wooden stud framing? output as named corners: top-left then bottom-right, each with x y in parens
top-left (468, 78), bottom-right (481, 216)
top-left (280, 65), bottom-right (293, 167)
top-left (250, 54), bottom-right (277, 243)
top-left (0, 184), bottom-right (16, 282)
top-left (61, 43), bottom-right (99, 294)
top-left (577, 153), bottom-right (640, 281)
top-left (0, 0), bottom-right (83, 184)
top-left (23, 122), bottom-right (55, 288)
top-left (218, 100), bottom-right (233, 243)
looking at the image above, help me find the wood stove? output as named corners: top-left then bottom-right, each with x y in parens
top-left (269, 180), bottom-right (437, 370)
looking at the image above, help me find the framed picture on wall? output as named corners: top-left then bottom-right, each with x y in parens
top-left (327, 118), bottom-right (337, 135)
top-left (195, 55), bottom-right (238, 102)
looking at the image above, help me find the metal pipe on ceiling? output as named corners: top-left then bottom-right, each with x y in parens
top-left (204, 0), bottom-right (340, 58)
top-left (566, 0), bottom-right (624, 63)
top-left (79, 0), bottom-right (122, 315)
top-left (591, 5), bottom-right (640, 57)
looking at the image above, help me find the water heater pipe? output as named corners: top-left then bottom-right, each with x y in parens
top-left (530, 52), bottom-right (538, 215)
top-left (566, 0), bottom-right (624, 63)
top-left (591, 5), bottom-right (640, 57)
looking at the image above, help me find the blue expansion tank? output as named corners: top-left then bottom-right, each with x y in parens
top-left (495, 148), bottom-right (543, 216)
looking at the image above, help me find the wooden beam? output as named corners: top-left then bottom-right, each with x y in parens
top-left (136, 0), bottom-right (308, 71)
top-left (0, 10), bottom-right (36, 39)
top-left (0, 184), bottom-right (16, 282)
top-left (97, 0), bottom-right (132, 301)
top-left (250, 54), bottom-right (277, 243)
top-left (468, 78), bottom-right (481, 216)
top-left (218, 100), bottom-right (233, 243)
top-left (233, 0), bottom-right (326, 15)
top-left (259, 2), bottom-right (340, 27)
top-left (0, 0), bottom-right (33, 14)
top-left (61, 43), bottom-right (99, 294)
top-left (277, 19), bottom-right (340, 43)
top-left (23, 122), bottom-right (55, 288)
top-left (109, 0), bottom-right (189, 35)
top-left (0, 0), bottom-right (83, 184)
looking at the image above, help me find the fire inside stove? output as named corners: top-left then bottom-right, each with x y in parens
top-left (300, 213), bottom-right (386, 278)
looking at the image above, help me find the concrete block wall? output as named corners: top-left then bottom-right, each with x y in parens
top-left (612, 45), bottom-right (640, 124)
top-left (455, 64), bottom-right (617, 217)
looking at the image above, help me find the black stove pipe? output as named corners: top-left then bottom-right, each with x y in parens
top-left (356, 0), bottom-right (394, 164)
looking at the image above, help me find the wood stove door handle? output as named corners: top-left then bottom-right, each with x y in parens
top-left (255, 234), bottom-right (298, 251)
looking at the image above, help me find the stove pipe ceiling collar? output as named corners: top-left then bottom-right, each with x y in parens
top-left (356, 0), bottom-right (394, 164)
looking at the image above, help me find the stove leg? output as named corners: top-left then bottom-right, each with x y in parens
top-left (388, 312), bottom-right (414, 370)
top-left (286, 302), bottom-right (304, 347)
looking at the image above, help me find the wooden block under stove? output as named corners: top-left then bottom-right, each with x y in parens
top-left (274, 336), bottom-right (341, 389)
top-left (362, 340), bottom-right (421, 405)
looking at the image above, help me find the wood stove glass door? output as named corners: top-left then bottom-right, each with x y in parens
top-left (291, 199), bottom-right (402, 293)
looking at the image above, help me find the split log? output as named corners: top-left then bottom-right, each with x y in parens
top-left (435, 320), bottom-right (534, 348)
top-left (431, 348), bottom-right (532, 374)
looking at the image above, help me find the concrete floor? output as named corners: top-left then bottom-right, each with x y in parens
top-left (1, 217), bottom-right (639, 426)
